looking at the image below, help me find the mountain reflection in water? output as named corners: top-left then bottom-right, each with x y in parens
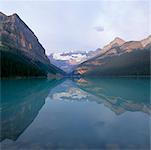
top-left (0, 78), bottom-right (150, 149)
top-left (74, 78), bottom-right (151, 115)
top-left (0, 79), bottom-right (64, 142)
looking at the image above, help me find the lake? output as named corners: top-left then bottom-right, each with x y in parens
top-left (0, 77), bottom-right (150, 149)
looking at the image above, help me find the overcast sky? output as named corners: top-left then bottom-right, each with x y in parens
top-left (0, 0), bottom-right (150, 55)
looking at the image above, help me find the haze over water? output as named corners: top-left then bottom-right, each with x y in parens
top-left (1, 77), bottom-right (150, 149)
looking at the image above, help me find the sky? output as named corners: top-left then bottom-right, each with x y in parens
top-left (0, 0), bottom-right (150, 55)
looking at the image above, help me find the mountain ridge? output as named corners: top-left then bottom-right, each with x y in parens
top-left (0, 12), bottom-right (66, 77)
top-left (73, 35), bottom-right (151, 76)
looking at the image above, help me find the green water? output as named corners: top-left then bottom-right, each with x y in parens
top-left (0, 78), bottom-right (150, 149)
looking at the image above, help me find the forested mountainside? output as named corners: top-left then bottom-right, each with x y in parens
top-left (0, 12), bottom-right (65, 78)
top-left (73, 36), bottom-right (151, 76)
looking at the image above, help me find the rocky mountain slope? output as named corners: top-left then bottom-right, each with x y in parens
top-left (73, 36), bottom-right (151, 76)
top-left (0, 12), bottom-right (65, 78)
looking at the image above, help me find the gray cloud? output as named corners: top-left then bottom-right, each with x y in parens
top-left (94, 26), bottom-right (104, 32)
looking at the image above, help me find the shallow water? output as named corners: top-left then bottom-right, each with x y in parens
top-left (0, 77), bottom-right (150, 149)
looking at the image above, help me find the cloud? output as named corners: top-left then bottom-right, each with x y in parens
top-left (93, 25), bottom-right (104, 32)
top-left (1, 1), bottom-right (148, 54)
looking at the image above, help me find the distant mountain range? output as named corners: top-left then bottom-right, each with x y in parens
top-left (73, 35), bottom-right (151, 76)
top-left (49, 36), bottom-right (150, 76)
top-left (49, 52), bottom-right (89, 73)
top-left (48, 49), bottom-right (102, 73)
top-left (0, 12), bottom-right (150, 77)
top-left (0, 12), bottom-right (65, 78)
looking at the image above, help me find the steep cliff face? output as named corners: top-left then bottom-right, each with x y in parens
top-left (74, 36), bottom-right (151, 76)
top-left (0, 12), bottom-right (65, 77)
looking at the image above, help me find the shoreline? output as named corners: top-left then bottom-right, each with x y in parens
top-left (1, 75), bottom-right (151, 80)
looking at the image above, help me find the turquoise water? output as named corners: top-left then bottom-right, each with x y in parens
top-left (0, 78), bottom-right (150, 149)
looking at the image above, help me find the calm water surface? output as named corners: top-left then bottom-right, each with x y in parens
top-left (0, 78), bottom-right (150, 149)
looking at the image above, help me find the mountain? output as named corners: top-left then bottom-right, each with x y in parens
top-left (73, 36), bottom-right (151, 76)
top-left (101, 37), bottom-right (125, 53)
top-left (141, 35), bottom-right (151, 47)
top-left (48, 51), bottom-right (96, 73)
top-left (0, 12), bottom-right (65, 78)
